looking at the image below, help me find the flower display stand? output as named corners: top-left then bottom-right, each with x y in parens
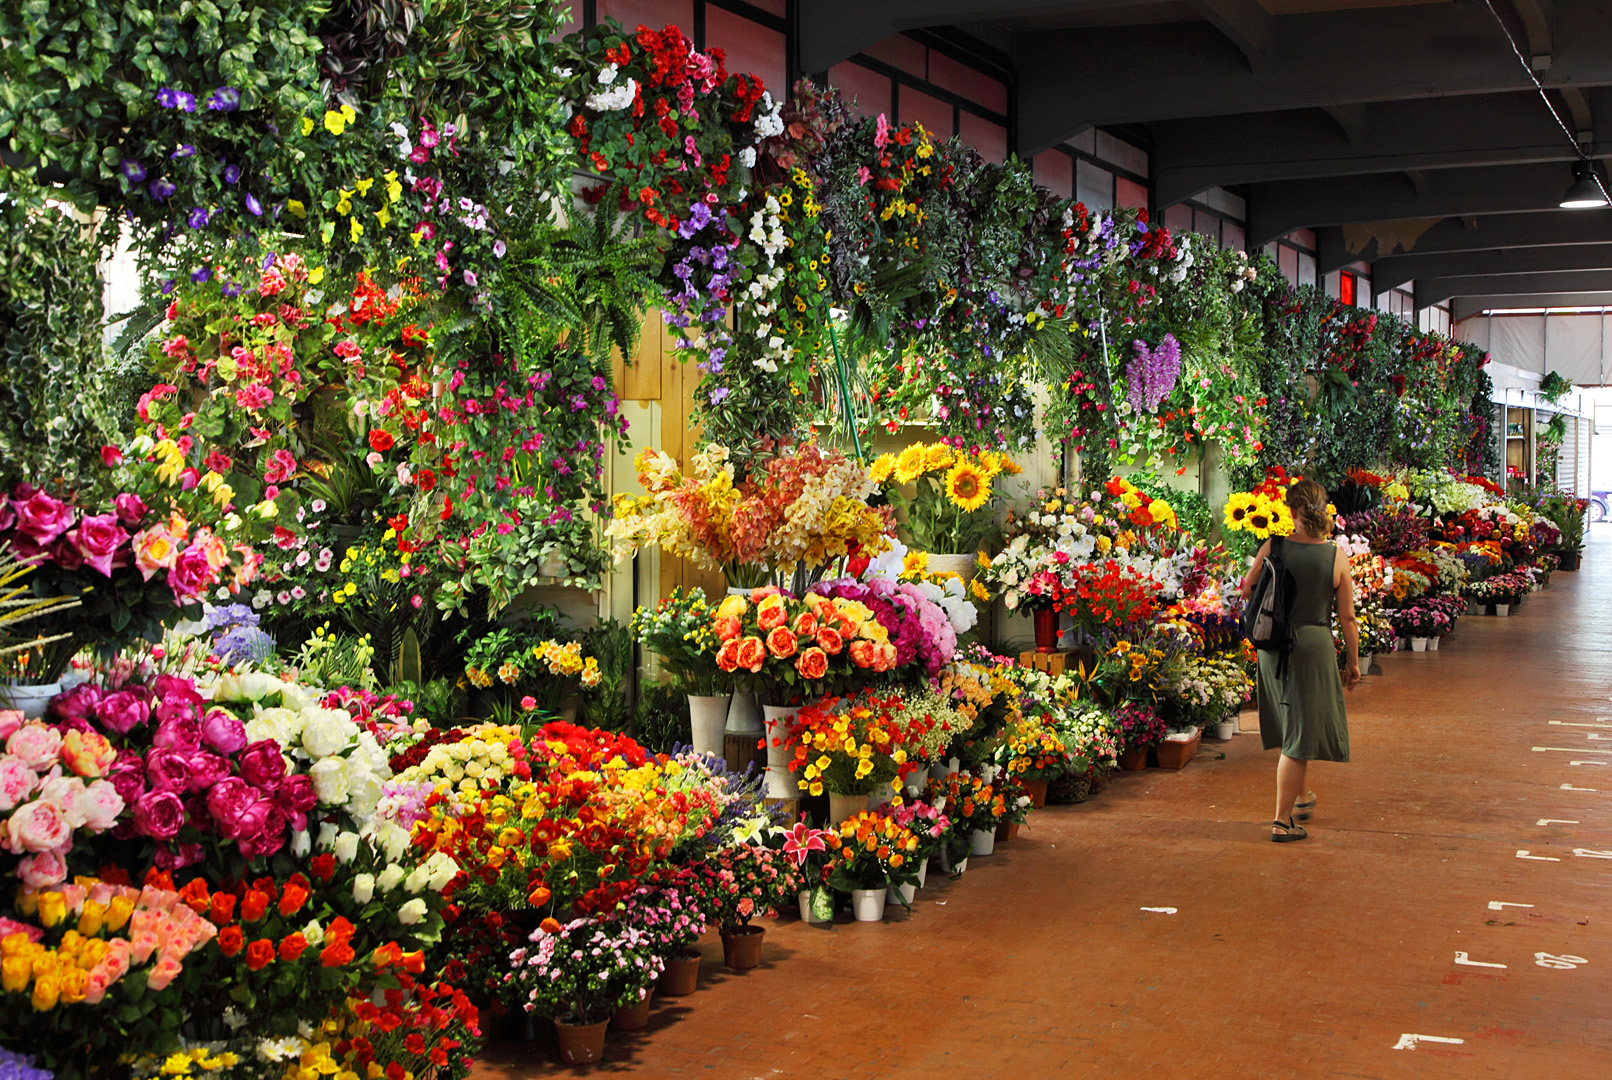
top-left (1018, 649), bottom-right (1097, 676)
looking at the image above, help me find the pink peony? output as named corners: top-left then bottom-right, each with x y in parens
top-left (205, 776), bottom-right (255, 837)
top-left (185, 751), bottom-right (230, 791)
top-left (200, 709), bottom-right (247, 754)
top-left (152, 714), bottom-right (202, 752)
top-left (75, 779), bottom-right (124, 831)
top-left (6, 723), bottom-right (62, 771)
top-left (0, 709), bottom-right (21, 741)
top-left (61, 729), bottom-right (116, 778)
top-left (236, 739), bottom-right (287, 788)
top-left (107, 753), bottom-right (147, 805)
top-left (131, 789), bottom-right (185, 841)
top-left (144, 748), bottom-right (193, 793)
top-left (16, 850), bottom-right (68, 890)
top-left (5, 798), bottom-right (72, 852)
top-left (13, 489), bottom-right (76, 544)
top-left (96, 689), bottom-right (151, 734)
top-left (167, 544), bottom-right (216, 600)
top-left (0, 755), bottom-right (38, 810)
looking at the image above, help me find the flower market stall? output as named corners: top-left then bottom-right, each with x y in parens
top-left (0, 1), bottom-right (1591, 1073)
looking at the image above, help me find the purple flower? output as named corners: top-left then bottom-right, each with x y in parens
top-left (569, 393), bottom-right (587, 411)
top-left (159, 279), bottom-right (176, 295)
top-left (245, 192), bottom-right (263, 216)
top-left (223, 162), bottom-right (241, 184)
top-left (186, 206), bottom-right (211, 229)
top-left (120, 158), bottom-right (146, 182)
top-left (709, 386), bottom-right (730, 405)
top-left (148, 178), bottom-right (177, 202)
top-left (221, 280), bottom-right (242, 298)
top-left (171, 144), bottom-right (196, 160)
top-left (191, 266), bottom-right (211, 284)
top-left (1125, 334), bottom-right (1181, 414)
top-left (206, 86), bottom-right (240, 112)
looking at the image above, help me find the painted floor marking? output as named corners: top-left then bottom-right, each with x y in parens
top-left (1532, 746), bottom-right (1612, 754)
top-left (1394, 1034), bottom-right (1465, 1051)
top-left (1139, 907), bottom-right (1177, 914)
top-left (1570, 760), bottom-right (1610, 766)
top-left (1586, 732), bottom-right (1612, 740)
top-left (1537, 819), bottom-right (1580, 825)
top-left (1453, 951), bottom-right (1507, 968)
top-left (1488, 901), bottom-right (1534, 911)
top-left (1560, 783), bottom-right (1598, 791)
top-left (1573, 848), bottom-right (1612, 859)
top-left (1516, 850), bottom-right (1561, 861)
top-left (1535, 953), bottom-right (1588, 969)
top-left (1550, 720), bottom-right (1612, 727)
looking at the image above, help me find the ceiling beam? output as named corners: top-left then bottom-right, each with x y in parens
top-left (1317, 212), bottom-right (1612, 272)
top-left (1246, 162), bottom-right (1601, 246)
top-left (1191, 0), bottom-right (1274, 68)
top-left (1416, 269), bottom-right (1612, 307)
top-left (1016, 0), bottom-right (1612, 154)
top-left (1153, 92), bottom-right (1607, 207)
top-left (1374, 243), bottom-right (1612, 292)
top-left (795, 0), bottom-right (1114, 74)
top-left (1454, 291), bottom-right (1612, 319)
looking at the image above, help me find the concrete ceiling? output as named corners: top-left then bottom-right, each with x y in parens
top-left (797, 0), bottom-right (1612, 312)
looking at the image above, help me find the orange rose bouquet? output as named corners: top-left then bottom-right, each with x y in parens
top-left (710, 588), bottom-right (898, 705)
top-left (824, 811), bottom-right (919, 892)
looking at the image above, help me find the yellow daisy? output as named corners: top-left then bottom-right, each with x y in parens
top-left (902, 551), bottom-right (930, 577)
top-left (945, 461), bottom-right (992, 513)
top-left (894, 444), bottom-right (927, 483)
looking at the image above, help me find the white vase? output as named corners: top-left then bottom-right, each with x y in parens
top-left (827, 791), bottom-right (864, 826)
top-left (1429, 636), bottom-right (1440, 651)
top-left (763, 765), bottom-right (797, 800)
top-left (726, 690), bottom-right (763, 735)
top-left (1212, 720), bottom-right (1236, 740)
top-left (937, 850), bottom-right (969, 874)
top-left (887, 880), bottom-right (917, 907)
top-left (904, 771), bottom-right (928, 797)
top-left (850, 888), bottom-right (886, 922)
top-left (1410, 637), bottom-right (1430, 652)
top-left (914, 860), bottom-right (928, 889)
top-left (1395, 637), bottom-right (1409, 651)
top-left (761, 705), bottom-right (797, 771)
top-left (1494, 603), bottom-right (1511, 617)
top-left (688, 694), bottom-right (731, 756)
top-left (969, 828), bottom-right (996, 856)
top-left (1, 681), bottom-right (61, 720)
top-left (867, 788), bottom-right (897, 812)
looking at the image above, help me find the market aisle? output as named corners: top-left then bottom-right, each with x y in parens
top-left (479, 532), bottom-right (1612, 1080)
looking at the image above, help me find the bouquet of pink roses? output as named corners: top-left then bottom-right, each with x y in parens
top-left (0, 711), bottom-right (124, 889)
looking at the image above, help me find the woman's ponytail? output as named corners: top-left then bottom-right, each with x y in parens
top-left (1285, 478), bottom-right (1332, 537)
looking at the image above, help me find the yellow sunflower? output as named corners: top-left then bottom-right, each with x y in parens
top-left (1223, 492), bottom-right (1257, 532)
top-left (1269, 501), bottom-right (1295, 536)
top-left (1000, 456), bottom-right (1023, 476)
top-left (1245, 501), bottom-right (1274, 538)
top-left (868, 453), bottom-right (897, 486)
top-left (922, 443), bottom-right (954, 474)
top-left (945, 460), bottom-right (992, 513)
top-left (894, 444), bottom-right (927, 483)
top-left (975, 450), bottom-right (1002, 478)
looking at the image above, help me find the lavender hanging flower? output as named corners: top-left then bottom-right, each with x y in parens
top-left (1125, 333), bottom-right (1181, 414)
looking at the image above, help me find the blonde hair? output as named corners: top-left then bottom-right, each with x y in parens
top-left (1285, 478), bottom-right (1333, 537)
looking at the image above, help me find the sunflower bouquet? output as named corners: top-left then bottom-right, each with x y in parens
top-left (869, 441), bottom-right (1020, 555)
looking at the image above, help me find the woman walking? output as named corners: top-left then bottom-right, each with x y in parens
top-left (1239, 478), bottom-right (1360, 843)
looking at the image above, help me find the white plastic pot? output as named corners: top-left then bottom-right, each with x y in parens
top-left (688, 695), bottom-right (731, 756)
top-left (850, 888), bottom-right (886, 922)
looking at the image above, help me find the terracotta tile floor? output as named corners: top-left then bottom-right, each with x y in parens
top-left (475, 531), bottom-right (1612, 1078)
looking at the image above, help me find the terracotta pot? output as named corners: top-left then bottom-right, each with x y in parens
top-left (1154, 731), bottom-right (1201, 770)
top-left (1032, 608), bottom-right (1059, 653)
top-left (994, 820), bottom-right (1020, 841)
top-left (657, 949), bottom-right (701, 997)
top-left (1118, 747), bottom-right (1148, 771)
top-left (554, 1014), bottom-right (609, 1065)
top-left (720, 925), bottom-right (765, 970)
top-left (1020, 776), bottom-right (1049, 808)
top-left (610, 995), bottom-right (651, 1031)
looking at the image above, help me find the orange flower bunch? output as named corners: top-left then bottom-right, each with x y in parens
top-left (825, 810), bottom-right (920, 891)
top-left (925, 771), bottom-right (1007, 833)
top-left (709, 587), bottom-right (897, 700)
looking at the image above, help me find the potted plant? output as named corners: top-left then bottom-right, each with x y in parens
top-left (624, 877), bottom-right (709, 1001)
top-left (688, 841), bottom-right (799, 970)
top-left (991, 713), bottom-right (1071, 808)
top-left (505, 916), bottom-right (665, 1065)
top-left (1114, 701), bottom-right (1166, 770)
top-left (885, 799), bottom-right (949, 896)
top-left (927, 769), bottom-right (1007, 863)
top-left (827, 810), bottom-right (919, 920)
top-left (630, 587), bottom-right (730, 754)
top-left (778, 820), bottom-right (840, 923)
top-left (993, 772), bottom-right (1035, 842)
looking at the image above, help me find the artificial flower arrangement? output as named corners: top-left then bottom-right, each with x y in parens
top-left (628, 587), bottom-right (728, 696)
top-left (1222, 467), bottom-right (1297, 548)
top-left (1112, 701), bottom-right (1168, 754)
top-left (868, 441), bottom-right (1020, 554)
top-left (879, 686), bottom-right (975, 773)
top-left (1052, 559), bottom-right (1162, 646)
top-left (885, 799), bottom-right (952, 871)
top-left (823, 810), bottom-right (919, 898)
top-left (607, 443), bottom-right (892, 587)
top-left (1389, 599), bottom-right (1457, 639)
top-left (682, 840), bottom-right (801, 937)
top-left (711, 587), bottom-right (895, 705)
top-left (1156, 650), bottom-right (1254, 732)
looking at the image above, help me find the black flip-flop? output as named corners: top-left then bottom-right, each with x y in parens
top-left (1293, 793), bottom-right (1317, 822)
top-left (1271, 818), bottom-right (1308, 843)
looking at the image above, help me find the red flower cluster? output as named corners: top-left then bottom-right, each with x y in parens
top-left (1053, 560), bottom-right (1160, 633)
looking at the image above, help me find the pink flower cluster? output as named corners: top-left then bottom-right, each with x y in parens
top-left (52, 675), bottom-right (315, 867)
top-left (811, 578), bottom-right (958, 677)
top-left (0, 712), bottom-right (124, 889)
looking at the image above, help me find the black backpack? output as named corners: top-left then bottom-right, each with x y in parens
top-left (1241, 537), bottom-right (1297, 674)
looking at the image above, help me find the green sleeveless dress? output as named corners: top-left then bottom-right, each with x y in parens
top-left (1256, 539), bottom-right (1350, 762)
